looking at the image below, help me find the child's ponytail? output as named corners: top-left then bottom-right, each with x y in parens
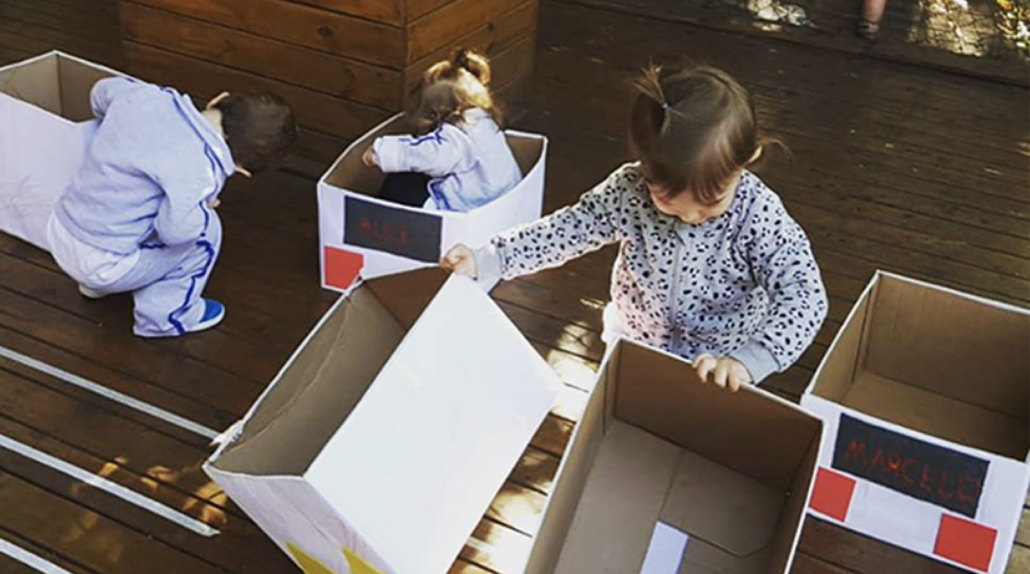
top-left (406, 47), bottom-right (503, 136)
top-left (452, 48), bottom-right (492, 87)
top-left (630, 64), bottom-right (673, 138)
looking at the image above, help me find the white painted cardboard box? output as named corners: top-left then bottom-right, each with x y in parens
top-left (524, 339), bottom-right (824, 574)
top-left (0, 51), bottom-right (122, 250)
top-left (317, 113), bottom-right (547, 292)
top-left (802, 271), bottom-right (1030, 574)
top-left (204, 269), bottom-right (561, 574)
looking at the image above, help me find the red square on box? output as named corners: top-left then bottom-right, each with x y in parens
top-left (934, 514), bottom-right (996, 572)
top-left (809, 467), bottom-right (857, 522)
top-left (324, 247), bottom-right (364, 290)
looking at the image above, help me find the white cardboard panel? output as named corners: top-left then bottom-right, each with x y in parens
top-left (317, 114), bottom-right (547, 292)
top-left (803, 395), bottom-right (1030, 574)
top-left (0, 52), bottom-right (123, 251)
top-left (307, 276), bottom-right (560, 574)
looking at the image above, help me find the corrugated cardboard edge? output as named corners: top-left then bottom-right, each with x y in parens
top-left (0, 50), bottom-right (129, 126)
top-left (204, 289), bottom-right (354, 466)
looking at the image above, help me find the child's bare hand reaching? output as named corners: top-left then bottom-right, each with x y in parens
top-left (693, 354), bottom-right (752, 392)
top-left (441, 244), bottom-right (478, 277)
top-left (362, 147), bottom-right (379, 169)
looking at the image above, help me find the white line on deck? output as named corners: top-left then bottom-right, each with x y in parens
top-left (0, 433), bottom-right (219, 537)
top-left (0, 535), bottom-right (74, 574)
top-left (0, 344), bottom-right (219, 440)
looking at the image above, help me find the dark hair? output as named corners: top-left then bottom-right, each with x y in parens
top-left (214, 92), bottom-right (298, 174)
top-left (629, 64), bottom-right (781, 203)
top-left (406, 47), bottom-right (503, 136)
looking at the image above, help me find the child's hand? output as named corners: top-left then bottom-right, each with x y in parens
top-left (441, 244), bottom-right (478, 277)
top-left (693, 354), bottom-right (752, 392)
top-left (362, 147), bottom-right (379, 169)
top-left (208, 198), bottom-right (221, 209)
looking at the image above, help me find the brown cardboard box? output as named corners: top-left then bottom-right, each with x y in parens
top-left (526, 339), bottom-right (824, 574)
top-left (802, 271), bottom-right (1030, 574)
top-left (206, 269), bottom-right (560, 574)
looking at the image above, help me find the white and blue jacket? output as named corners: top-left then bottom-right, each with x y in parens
top-left (54, 77), bottom-right (234, 254)
top-left (372, 108), bottom-right (522, 212)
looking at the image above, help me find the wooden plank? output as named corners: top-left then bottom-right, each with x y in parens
top-left (0, 283), bottom-right (263, 417)
top-left (119, 2), bottom-right (402, 109)
top-left (0, 469), bottom-right (228, 574)
top-left (799, 518), bottom-right (966, 573)
top-left (121, 41), bottom-right (391, 140)
top-left (123, 0), bottom-right (406, 67)
top-left (407, 0), bottom-right (530, 63)
top-left (0, 527), bottom-right (94, 574)
top-left (1018, 507), bottom-right (1030, 546)
top-left (0, 411), bottom-right (293, 574)
top-left (404, 0), bottom-right (538, 95)
top-left (550, 0), bottom-right (1029, 88)
top-left (408, 0), bottom-right (457, 22)
top-left (287, 0), bottom-right (405, 26)
top-left (1008, 545), bottom-right (1030, 574)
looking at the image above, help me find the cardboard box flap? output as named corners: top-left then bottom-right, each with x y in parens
top-left (364, 267), bottom-right (449, 329)
top-left (322, 114), bottom-right (403, 195)
top-left (0, 52), bottom-right (112, 121)
top-left (307, 275), bottom-right (560, 574)
top-left (211, 285), bottom-right (405, 476)
top-left (614, 341), bottom-right (822, 492)
top-left (863, 274), bottom-right (1029, 419)
top-left (661, 449), bottom-right (786, 556)
top-left (57, 54), bottom-right (112, 122)
top-left (553, 420), bottom-right (682, 574)
top-left (321, 114), bottom-right (544, 202)
top-left (842, 370), bottom-right (1029, 460)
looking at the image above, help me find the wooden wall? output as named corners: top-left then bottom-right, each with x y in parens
top-left (116, 0), bottom-right (539, 170)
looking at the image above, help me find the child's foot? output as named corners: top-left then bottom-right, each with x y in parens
top-left (78, 285), bottom-right (109, 299)
top-left (856, 19), bottom-right (880, 40)
top-left (187, 299), bottom-right (226, 334)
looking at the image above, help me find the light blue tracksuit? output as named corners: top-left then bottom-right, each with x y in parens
top-left (49, 77), bottom-right (233, 337)
top-left (372, 108), bottom-right (522, 212)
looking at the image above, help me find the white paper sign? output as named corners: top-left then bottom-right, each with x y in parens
top-left (641, 522), bottom-right (689, 574)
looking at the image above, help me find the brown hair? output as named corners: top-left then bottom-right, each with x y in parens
top-left (214, 92), bottom-right (298, 174)
top-left (406, 48), bottom-right (503, 136)
top-left (629, 64), bottom-right (779, 203)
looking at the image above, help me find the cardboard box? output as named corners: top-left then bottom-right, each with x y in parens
top-left (525, 339), bottom-right (824, 574)
top-left (204, 269), bottom-right (561, 574)
top-left (0, 51), bottom-right (121, 250)
top-left (801, 272), bottom-right (1030, 574)
top-left (317, 113), bottom-right (547, 292)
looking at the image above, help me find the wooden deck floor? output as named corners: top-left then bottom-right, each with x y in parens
top-left (0, 0), bottom-right (1027, 573)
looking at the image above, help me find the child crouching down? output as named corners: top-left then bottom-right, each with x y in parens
top-left (444, 64), bottom-right (828, 391)
top-left (48, 77), bottom-right (297, 337)
top-left (362, 48), bottom-right (522, 212)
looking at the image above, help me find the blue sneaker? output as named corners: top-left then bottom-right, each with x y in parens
top-left (187, 299), bottom-right (226, 334)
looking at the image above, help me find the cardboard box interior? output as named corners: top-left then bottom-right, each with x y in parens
top-left (529, 341), bottom-right (822, 574)
top-left (322, 115), bottom-right (544, 200)
top-left (810, 275), bottom-right (1030, 460)
top-left (211, 268), bottom-right (447, 477)
top-left (0, 52), bottom-right (111, 121)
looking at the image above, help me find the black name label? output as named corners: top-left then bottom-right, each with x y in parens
top-left (344, 196), bottom-right (442, 263)
top-left (832, 414), bottom-right (989, 518)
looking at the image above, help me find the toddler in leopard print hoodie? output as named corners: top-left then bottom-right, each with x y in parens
top-left (444, 64), bottom-right (828, 391)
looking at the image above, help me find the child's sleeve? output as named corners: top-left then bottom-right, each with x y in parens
top-left (372, 124), bottom-right (475, 178)
top-left (732, 193), bottom-right (828, 383)
top-left (482, 167), bottom-right (627, 282)
top-left (150, 163), bottom-right (218, 246)
top-left (89, 77), bottom-right (138, 119)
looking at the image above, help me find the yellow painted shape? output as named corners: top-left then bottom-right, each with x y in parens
top-left (343, 548), bottom-right (385, 574)
top-left (286, 542), bottom-right (337, 574)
